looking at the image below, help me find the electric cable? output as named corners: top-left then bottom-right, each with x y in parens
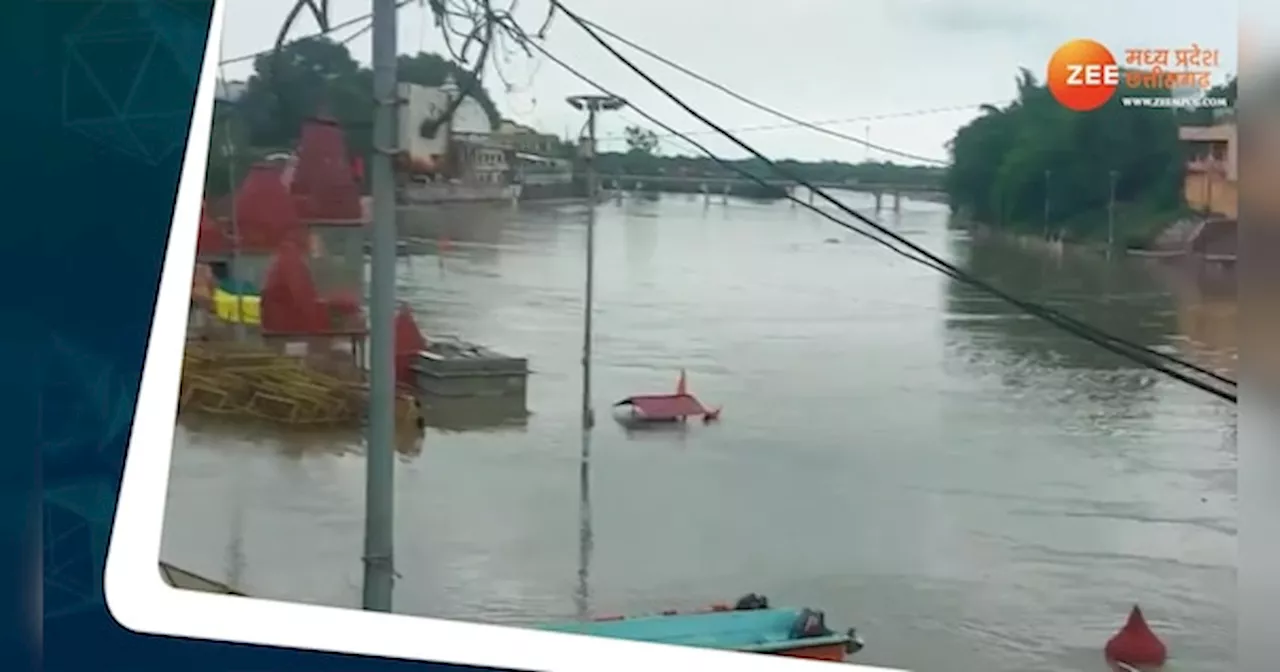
top-left (573, 15), bottom-right (949, 165)
top-left (558, 9), bottom-right (1238, 398)
top-left (528, 6), bottom-right (1236, 403)
top-left (596, 102), bottom-right (1009, 144)
top-left (552, 4), bottom-right (1240, 389)
top-left (218, 3), bottom-right (412, 67)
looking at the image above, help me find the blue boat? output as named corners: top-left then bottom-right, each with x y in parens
top-left (540, 595), bottom-right (863, 662)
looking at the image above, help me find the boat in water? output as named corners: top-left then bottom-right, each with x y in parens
top-left (611, 369), bottom-right (721, 428)
top-left (540, 594), bottom-right (863, 662)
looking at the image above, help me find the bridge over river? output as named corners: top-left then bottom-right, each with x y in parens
top-left (603, 173), bottom-right (947, 210)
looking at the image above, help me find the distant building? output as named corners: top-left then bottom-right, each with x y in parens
top-left (494, 119), bottom-right (561, 156)
top-left (396, 74), bottom-right (496, 169)
top-left (395, 75), bottom-right (520, 203)
top-left (512, 153), bottom-right (573, 186)
top-left (451, 138), bottom-right (510, 185)
top-left (1178, 114), bottom-right (1237, 219)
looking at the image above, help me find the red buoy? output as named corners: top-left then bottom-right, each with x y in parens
top-left (1104, 605), bottom-right (1167, 670)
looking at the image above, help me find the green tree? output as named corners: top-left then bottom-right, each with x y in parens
top-left (205, 101), bottom-right (255, 199)
top-left (623, 125), bottom-right (659, 155)
top-left (944, 67), bottom-right (1210, 245)
top-left (236, 37), bottom-right (371, 154)
top-left (207, 38), bottom-right (503, 196)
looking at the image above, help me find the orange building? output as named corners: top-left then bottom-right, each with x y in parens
top-left (1178, 114), bottom-right (1238, 218)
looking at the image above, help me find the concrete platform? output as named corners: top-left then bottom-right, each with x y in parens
top-left (412, 337), bottom-right (529, 400)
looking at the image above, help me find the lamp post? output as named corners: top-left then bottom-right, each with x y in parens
top-left (566, 94), bottom-right (626, 435)
top-left (566, 93), bottom-right (623, 621)
top-left (212, 85), bottom-right (247, 341)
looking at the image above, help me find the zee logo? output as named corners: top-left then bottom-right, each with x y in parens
top-left (1065, 63), bottom-right (1120, 87)
top-left (1047, 39), bottom-right (1121, 112)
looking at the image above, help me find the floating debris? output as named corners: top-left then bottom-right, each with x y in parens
top-left (180, 340), bottom-right (421, 431)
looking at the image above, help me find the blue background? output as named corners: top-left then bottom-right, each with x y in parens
top-left (1, 1), bottom-right (493, 670)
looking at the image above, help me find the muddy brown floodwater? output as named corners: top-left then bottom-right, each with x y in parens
top-left (164, 191), bottom-right (1236, 672)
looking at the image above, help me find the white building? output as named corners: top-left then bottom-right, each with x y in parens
top-left (395, 75), bottom-right (520, 203)
top-left (396, 74), bottom-right (496, 169)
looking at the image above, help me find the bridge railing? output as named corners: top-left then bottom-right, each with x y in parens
top-left (601, 174), bottom-right (944, 192)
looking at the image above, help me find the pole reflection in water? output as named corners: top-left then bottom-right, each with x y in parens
top-left (225, 449), bottom-right (248, 591)
top-left (575, 430), bottom-right (593, 620)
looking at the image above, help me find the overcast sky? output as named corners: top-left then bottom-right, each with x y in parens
top-left (217, 0), bottom-right (1240, 164)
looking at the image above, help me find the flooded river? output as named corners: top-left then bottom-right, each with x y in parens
top-left (163, 192), bottom-right (1236, 672)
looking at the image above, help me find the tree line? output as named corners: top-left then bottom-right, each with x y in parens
top-left (943, 69), bottom-right (1237, 247)
top-left (207, 37), bottom-right (503, 197)
top-left (604, 125), bottom-right (945, 189)
top-left (207, 37), bottom-right (947, 200)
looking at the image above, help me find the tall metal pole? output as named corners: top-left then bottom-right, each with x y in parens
top-left (574, 446), bottom-right (592, 619)
top-left (222, 114), bottom-right (246, 342)
top-left (567, 95), bottom-right (626, 433)
top-left (1107, 170), bottom-right (1118, 258)
top-left (567, 93), bottom-right (622, 620)
top-left (583, 106), bottom-right (598, 431)
top-left (363, 0), bottom-right (398, 613)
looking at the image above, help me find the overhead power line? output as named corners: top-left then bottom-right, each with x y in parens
top-left (597, 101), bottom-right (1008, 144)
top-left (573, 15), bottom-right (950, 165)
top-left (218, 0), bottom-right (415, 67)
top-left (530, 2), bottom-right (1236, 403)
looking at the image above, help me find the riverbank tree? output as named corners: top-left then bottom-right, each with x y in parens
top-left (207, 38), bottom-right (502, 197)
top-left (207, 37), bottom-right (947, 199)
top-left (944, 69), bottom-right (1237, 246)
top-left (593, 140), bottom-right (945, 190)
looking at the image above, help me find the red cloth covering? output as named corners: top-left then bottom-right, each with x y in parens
top-left (393, 304), bottom-right (427, 386)
top-left (234, 163), bottom-right (305, 253)
top-left (195, 200), bottom-right (232, 256)
top-left (292, 116), bottom-right (363, 222)
top-left (260, 240), bottom-right (325, 334)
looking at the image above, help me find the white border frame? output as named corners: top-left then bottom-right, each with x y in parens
top-left (102, 3), bottom-right (906, 671)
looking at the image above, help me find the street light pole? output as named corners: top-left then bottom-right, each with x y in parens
top-left (574, 448), bottom-right (593, 619)
top-left (566, 94), bottom-right (626, 435)
top-left (1107, 170), bottom-right (1119, 258)
top-left (566, 93), bottom-right (621, 622)
top-left (362, 0), bottom-right (399, 613)
top-left (221, 112), bottom-right (246, 342)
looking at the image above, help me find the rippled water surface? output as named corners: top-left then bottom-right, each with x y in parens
top-left (164, 192), bottom-right (1236, 671)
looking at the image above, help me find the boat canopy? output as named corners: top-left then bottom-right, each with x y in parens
top-left (614, 393), bottom-right (708, 419)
